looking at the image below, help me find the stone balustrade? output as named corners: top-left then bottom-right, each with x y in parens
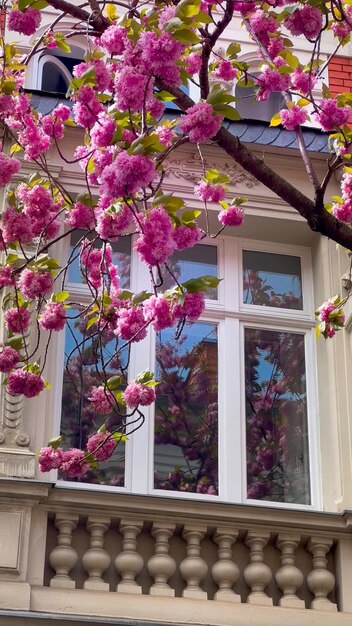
top-left (1, 482), bottom-right (352, 625)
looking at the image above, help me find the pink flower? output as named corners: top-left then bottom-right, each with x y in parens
top-left (115, 307), bottom-right (148, 342)
top-left (194, 180), bottom-right (225, 202)
top-left (73, 86), bottom-right (104, 129)
top-left (100, 25), bottom-right (127, 56)
top-left (284, 6), bottom-right (322, 39)
top-left (66, 202), bottom-right (95, 229)
top-left (218, 205), bottom-right (244, 226)
top-left (280, 105), bottom-right (307, 130)
top-left (313, 98), bottom-right (351, 131)
top-left (341, 172), bottom-right (352, 199)
top-left (8, 8), bottom-right (41, 35)
top-left (95, 203), bottom-right (132, 241)
top-left (332, 200), bottom-right (352, 223)
top-left (73, 59), bottom-right (112, 92)
top-left (256, 66), bottom-right (290, 100)
top-left (1, 207), bottom-right (33, 245)
top-left (7, 369), bottom-right (45, 398)
top-left (184, 53), bottom-right (202, 75)
top-left (155, 126), bottom-right (176, 147)
top-left (91, 112), bottom-right (116, 148)
top-left (39, 301), bottom-right (66, 331)
top-left (38, 447), bottom-right (63, 472)
top-left (139, 31), bottom-right (184, 75)
top-left (60, 448), bottom-right (90, 478)
top-left (0, 346), bottom-right (20, 373)
top-left (0, 153), bottom-right (21, 186)
top-left (146, 97), bottom-right (165, 120)
top-left (86, 432), bottom-right (117, 461)
top-left (143, 295), bottom-right (173, 331)
top-left (172, 291), bottom-right (205, 321)
top-left (317, 300), bottom-right (336, 323)
top-left (179, 102), bottom-right (222, 143)
top-left (17, 269), bottom-right (53, 300)
top-left (158, 5), bottom-right (177, 28)
top-left (114, 66), bottom-right (154, 113)
top-left (134, 207), bottom-right (176, 266)
top-left (173, 225), bottom-right (202, 250)
top-left (0, 265), bottom-right (14, 288)
top-left (16, 184), bottom-right (61, 239)
top-left (89, 386), bottom-right (115, 413)
top-left (249, 10), bottom-right (278, 47)
top-left (123, 381), bottom-right (156, 408)
top-left (212, 60), bottom-right (237, 82)
top-left (100, 151), bottom-right (156, 199)
top-left (5, 307), bottom-right (31, 334)
top-left (291, 68), bottom-right (316, 96)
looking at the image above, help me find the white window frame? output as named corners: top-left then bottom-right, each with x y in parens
top-left (53, 233), bottom-right (320, 510)
top-left (35, 55), bottom-right (73, 91)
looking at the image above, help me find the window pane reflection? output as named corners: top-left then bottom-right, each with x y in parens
top-left (154, 322), bottom-right (218, 495)
top-left (67, 231), bottom-right (131, 289)
top-left (243, 250), bottom-right (303, 310)
top-left (159, 245), bottom-right (218, 299)
top-left (245, 328), bottom-right (310, 504)
top-left (60, 308), bottom-right (127, 486)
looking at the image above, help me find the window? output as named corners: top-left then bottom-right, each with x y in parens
top-left (58, 235), bottom-right (318, 509)
top-left (35, 46), bottom-right (83, 95)
top-left (235, 78), bottom-right (285, 122)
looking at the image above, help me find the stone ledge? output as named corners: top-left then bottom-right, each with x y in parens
top-left (30, 587), bottom-right (352, 626)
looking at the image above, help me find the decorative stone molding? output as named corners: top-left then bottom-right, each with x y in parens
top-left (164, 153), bottom-right (259, 189)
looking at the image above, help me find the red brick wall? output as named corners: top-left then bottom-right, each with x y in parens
top-left (328, 56), bottom-right (352, 95)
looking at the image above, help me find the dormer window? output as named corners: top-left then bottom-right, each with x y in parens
top-left (36, 46), bottom-right (83, 95)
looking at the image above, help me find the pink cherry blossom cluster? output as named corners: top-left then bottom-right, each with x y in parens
top-left (218, 205), bottom-right (245, 226)
top-left (332, 171), bottom-right (352, 223)
top-left (280, 105), bottom-right (308, 131)
top-left (179, 103), bottom-right (223, 143)
top-left (313, 98), bottom-right (351, 132)
top-left (0, 346), bottom-right (20, 373)
top-left (39, 301), bottom-right (66, 332)
top-left (7, 369), bottom-right (45, 398)
top-left (317, 299), bottom-right (345, 338)
top-left (284, 6), bottom-right (323, 39)
top-left (194, 180), bottom-right (226, 202)
top-left (123, 381), bottom-right (156, 408)
top-left (8, 7), bottom-right (41, 35)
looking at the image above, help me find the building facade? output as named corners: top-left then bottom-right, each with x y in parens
top-left (1, 7), bottom-right (352, 626)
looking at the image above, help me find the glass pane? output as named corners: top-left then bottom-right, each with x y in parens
top-left (67, 231), bottom-right (131, 289)
top-left (41, 62), bottom-right (68, 94)
top-left (243, 250), bottom-right (303, 310)
top-left (154, 322), bottom-right (218, 495)
top-left (159, 245), bottom-right (218, 299)
top-left (60, 307), bottom-right (127, 486)
top-left (245, 328), bottom-right (310, 504)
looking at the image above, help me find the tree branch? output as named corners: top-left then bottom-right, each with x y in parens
top-left (44, 0), bottom-right (108, 31)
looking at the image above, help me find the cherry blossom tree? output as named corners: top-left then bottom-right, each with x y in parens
top-left (0, 0), bottom-right (352, 477)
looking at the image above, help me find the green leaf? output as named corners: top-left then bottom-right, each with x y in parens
top-left (5, 335), bottom-right (23, 351)
top-left (112, 431), bottom-right (128, 442)
top-left (176, 0), bottom-right (201, 18)
top-left (155, 91), bottom-right (176, 102)
top-left (322, 83), bottom-right (331, 98)
top-left (48, 435), bottom-right (64, 449)
top-left (86, 315), bottom-right (98, 330)
top-left (54, 291), bottom-right (70, 303)
top-left (132, 290), bottom-right (152, 305)
top-left (118, 290), bottom-right (133, 300)
top-left (172, 29), bottom-right (200, 45)
top-left (10, 143), bottom-right (22, 155)
top-left (181, 210), bottom-right (202, 223)
top-left (182, 275), bottom-right (221, 293)
top-left (106, 3), bottom-right (117, 20)
top-left (98, 423), bottom-right (107, 434)
top-left (56, 39), bottom-right (71, 53)
top-left (76, 192), bottom-right (97, 208)
top-left (213, 103), bottom-right (240, 121)
top-left (226, 42), bottom-right (241, 59)
top-left (113, 389), bottom-right (125, 405)
top-left (270, 112), bottom-right (282, 127)
top-left (5, 253), bottom-right (18, 265)
top-left (135, 370), bottom-right (154, 384)
top-left (107, 375), bottom-right (122, 390)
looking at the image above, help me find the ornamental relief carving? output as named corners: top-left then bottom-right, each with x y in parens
top-left (164, 153), bottom-right (259, 189)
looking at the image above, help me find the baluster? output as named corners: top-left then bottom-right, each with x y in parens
top-left (49, 513), bottom-right (79, 588)
top-left (115, 519), bottom-right (143, 593)
top-left (211, 528), bottom-right (240, 602)
top-left (180, 525), bottom-right (208, 599)
top-left (275, 533), bottom-right (304, 608)
top-left (307, 537), bottom-right (337, 611)
top-left (244, 530), bottom-right (272, 606)
top-left (82, 516), bottom-right (111, 591)
top-left (148, 523), bottom-right (176, 596)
